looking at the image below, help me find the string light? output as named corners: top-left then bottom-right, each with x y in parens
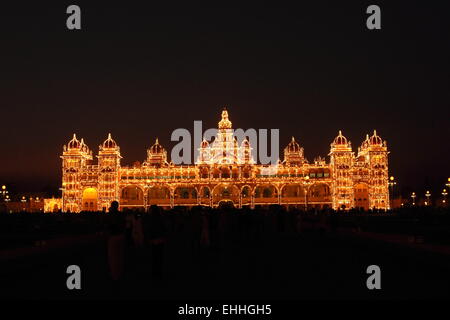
top-left (61, 109), bottom-right (390, 212)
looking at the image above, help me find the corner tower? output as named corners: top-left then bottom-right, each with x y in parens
top-left (329, 131), bottom-right (355, 210)
top-left (61, 134), bottom-right (93, 212)
top-left (97, 133), bottom-right (122, 211)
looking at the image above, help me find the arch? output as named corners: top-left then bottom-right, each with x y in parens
top-left (220, 166), bottom-right (231, 178)
top-left (242, 166), bottom-right (252, 179)
top-left (174, 185), bottom-right (198, 205)
top-left (354, 182), bottom-right (370, 210)
top-left (308, 183), bottom-right (332, 204)
top-left (212, 168), bottom-right (220, 179)
top-left (281, 184), bottom-right (307, 205)
top-left (254, 184), bottom-right (279, 204)
top-left (147, 185), bottom-right (171, 206)
top-left (199, 186), bottom-right (211, 206)
top-left (120, 185), bottom-right (144, 207)
top-left (241, 185), bottom-right (252, 205)
top-left (82, 187), bottom-right (98, 212)
top-left (212, 184), bottom-right (240, 205)
top-left (200, 167), bottom-right (209, 179)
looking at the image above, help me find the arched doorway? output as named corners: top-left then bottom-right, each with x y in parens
top-left (241, 185), bottom-right (252, 206)
top-left (254, 184), bottom-right (278, 204)
top-left (281, 184), bottom-right (306, 206)
top-left (174, 186), bottom-right (198, 206)
top-left (120, 186), bottom-right (144, 208)
top-left (82, 188), bottom-right (98, 212)
top-left (148, 186), bottom-right (171, 206)
top-left (212, 184), bottom-right (240, 205)
top-left (308, 183), bottom-right (332, 209)
top-left (199, 186), bottom-right (211, 206)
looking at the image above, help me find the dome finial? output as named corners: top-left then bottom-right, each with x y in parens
top-left (218, 108), bottom-right (232, 129)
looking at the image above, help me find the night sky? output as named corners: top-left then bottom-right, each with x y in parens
top-left (0, 1), bottom-right (449, 196)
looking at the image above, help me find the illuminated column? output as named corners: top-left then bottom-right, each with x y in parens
top-left (97, 134), bottom-right (122, 211)
top-left (61, 134), bottom-right (92, 212)
top-left (329, 131), bottom-right (355, 210)
top-left (366, 131), bottom-right (390, 210)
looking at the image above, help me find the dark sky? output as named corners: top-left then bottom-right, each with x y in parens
top-left (0, 1), bottom-right (449, 195)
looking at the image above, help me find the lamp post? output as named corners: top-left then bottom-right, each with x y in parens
top-left (303, 175), bottom-right (312, 210)
top-left (425, 190), bottom-right (431, 206)
top-left (1, 185), bottom-right (9, 201)
top-left (388, 176), bottom-right (396, 208)
top-left (442, 189), bottom-right (448, 206)
top-left (411, 192), bottom-right (416, 206)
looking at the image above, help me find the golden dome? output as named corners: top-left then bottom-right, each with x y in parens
top-left (287, 136), bottom-right (301, 153)
top-left (333, 130), bottom-right (348, 145)
top-left (150, 138), bottom-right (164, 154)
top-left (102, 133), bottom-right (117, 149)
top-left (67, 133), bottom-right (81, 149)
top-left (369, 130), bottom-right (382, 145)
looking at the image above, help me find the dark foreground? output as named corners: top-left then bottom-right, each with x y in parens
top-left (1, 206), bottom-right (450, 300)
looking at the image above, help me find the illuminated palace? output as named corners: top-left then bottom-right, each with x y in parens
top-left (61, 109), bottom-right (390, 212)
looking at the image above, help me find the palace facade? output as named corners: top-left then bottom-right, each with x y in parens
top-left (61, 109), bottom-right (390, 212)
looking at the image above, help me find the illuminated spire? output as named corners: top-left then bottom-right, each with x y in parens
top-left (218, 108), bottom-right (232, 129)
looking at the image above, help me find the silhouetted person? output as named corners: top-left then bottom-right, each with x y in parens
top-left (147, 206), bottom-right (167, 279)
top-left (109, 201), bottom-right (119, 214)
top-left (104, 201), bottom-right (126, 287)
top-left (200, 211), bottom-right (210, 248)
top-left (132, 213), bottom-right (144, 247)
top-left (107, 217), bottom-right (125, 283)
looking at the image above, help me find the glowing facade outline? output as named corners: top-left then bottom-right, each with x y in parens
top-left (61, 109), bottom-right (390, 212)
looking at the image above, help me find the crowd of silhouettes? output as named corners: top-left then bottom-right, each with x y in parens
top-left (1, 204), bottom-right (450, 284)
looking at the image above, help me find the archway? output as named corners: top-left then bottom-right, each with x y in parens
top-left (212, 184), bottom-right (240, 205)
top-left (199, 186), bottom-right (211, 206)
top-left (174, 186), bottom-right (197, 205)
top-left (241, 185), bottom-right (252, 206)
top-left (308, 183), bottom-right (332, 208)
top-left (254, 184), bottom-right (278, 204)
top-left (120, 186), bottom-right (144, 207)
top-left (281, 184), bottom-right (306, 205)
top-left (148, 186), bottom-right (171, 206)
top-left (82, 188), bottom-right (98, 212)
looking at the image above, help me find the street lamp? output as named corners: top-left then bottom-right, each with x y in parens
top-left (425, 190), bottom-right (431, 206)
top-left (446, 178), bottom-right (450, 189)
top-left (442, 189), bottom-right (448, 205)
top-left (411, 192), bottom-right (416, 206)
top-left (388, 176), bottom-right (396, 207)
top-left (303, 175), bottom-right (312, 210)
top-left (1, 185), bottom-right (9, 201)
